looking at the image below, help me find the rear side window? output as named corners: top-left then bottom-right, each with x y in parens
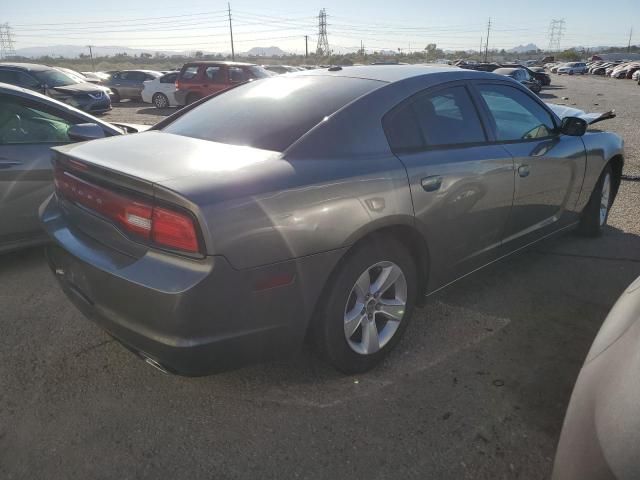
top-left (384, 85), bottom-right (486, 151)
top-left (160, 73), bottom-right (177, 83)
top-left (477, 84), bottom-right (555, 141)
top-left (181, 66), bottom-right (199, 80)
top-left (163, 76), bottom-right (382, 152)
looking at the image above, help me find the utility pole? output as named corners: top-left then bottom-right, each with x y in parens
top-left (361, 40), bottom-right (364, 56)
top-left (548, 19), bottom-right (565, 52)
top-left (87, 45), bottom-right (95, 71)
top-left (484, 18), bottom-right (491, 62)
top-left (305, 35), bottom-right (308, 58)
top-left (479, 36), bottom-right (483, 60)
top-left (227, 3), bottom-right (235, 61)
top-left (628, 28), bottom-right (633, 53)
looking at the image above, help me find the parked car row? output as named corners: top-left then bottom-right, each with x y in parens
top-left (545, 60), bottom-right (640, 84)
top-left (459, 62), bottom-right (550, 93)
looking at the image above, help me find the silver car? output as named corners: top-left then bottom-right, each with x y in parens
top-left (40, 66), bottom-right (624, 375)
top-left (553, 275), bottom-right (640, 479)
top-left (0, 82), bottom-right (147, 253)
top-left (104, 70), bottom-right (162, 102)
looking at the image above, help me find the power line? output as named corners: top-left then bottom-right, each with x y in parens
top-left (316, 8), bottom-right (330, 56)
top-left (12, 10), bottom-right (229, 27)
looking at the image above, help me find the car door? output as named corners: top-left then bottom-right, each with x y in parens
top-left (203, 65), bottom-right (229, 96)
top-left (117, 71), bottom-right (136, 98)
top-left (472, 81), bottom-right (586, 252)
top-left (384, 82), bottom-right (515, 288)
top-left (0, 94), bottom-right (81, 245)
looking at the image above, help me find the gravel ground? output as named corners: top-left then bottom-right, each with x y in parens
top-left (1, 74), bottom-right (639, 480)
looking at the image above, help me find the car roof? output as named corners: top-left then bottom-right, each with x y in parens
top-left (183, 61), bottom-right (257, 67)
top-left (0, 62), bottom-right (53, 72)
top-left (290, 64), bottom-right (490, 83)
top-left (494, 67), bottom-right (521, 74)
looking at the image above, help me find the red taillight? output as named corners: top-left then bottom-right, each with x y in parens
top-left (152, 207), bottom-right (199, 253)
top-left (54, 167), bottom-right (200, 255)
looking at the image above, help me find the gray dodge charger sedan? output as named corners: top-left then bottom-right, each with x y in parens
top-left (40, 66), bottom-right (624, 375)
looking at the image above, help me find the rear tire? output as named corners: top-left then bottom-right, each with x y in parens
top-left (578, 164), bottom-right (613, 237)
top-left (314, 236), bottom-right (418, 374)
top-left (110, 89), bottom-right (120, 103)
top-left (152, 92), bottom-right (169, 108)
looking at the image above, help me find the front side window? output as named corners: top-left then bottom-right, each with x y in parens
top-left (477, 84), bottom-right (555, 141)
top-left (205, 66), bottom-right (225, 83)
top-left (0, 95), bottom-right (73, 144)
top-left (229, 67), bottom-right (246, 83)
top-left (384, 85), bottom-right (486, 151)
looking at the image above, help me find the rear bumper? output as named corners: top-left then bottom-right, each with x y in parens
top-left (174, 89), bottom-right (192, 106)
top-left (41, 195), bottom-right (344, 375)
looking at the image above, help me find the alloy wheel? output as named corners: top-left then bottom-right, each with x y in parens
top-left (343, 261), bottom-right (407, 355)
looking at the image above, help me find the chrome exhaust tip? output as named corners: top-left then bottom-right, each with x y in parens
top-left (143, 356), bottom-right (170, 375)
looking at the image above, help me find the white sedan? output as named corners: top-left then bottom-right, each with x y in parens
top-left (141, 71), bottom-right (179, 108)
top-left (556, 62), bottom-right (588, 75)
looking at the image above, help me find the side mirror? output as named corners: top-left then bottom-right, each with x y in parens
top-left (68, 123), bottom-right (106, 141)
top-left (560, 116), bottom-right (588, 136)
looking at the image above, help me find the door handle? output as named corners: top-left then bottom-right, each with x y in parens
top-left (0, 160), bottom-right (22, 169)
top-left (421, 175), bottom-right (443, 192)
top-left (518, 165), bottom-right (530, 178)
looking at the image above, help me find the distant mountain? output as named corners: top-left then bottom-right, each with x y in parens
top-left (245, 46), bottom-right (287, 56)
top-left (14, 45), bottom-right (204, 58)
top-left (508, 44), bottom-right (540, 53)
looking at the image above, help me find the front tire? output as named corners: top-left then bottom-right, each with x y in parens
top-left (578, 164), bottom-right (613, 237)
top-left (314, 237), bottom-right (418, 374)
top-left (110, 89), bottom-right (120, 103)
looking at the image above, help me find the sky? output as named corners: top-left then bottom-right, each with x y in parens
top-left (3, 0), bottom-right (639, 55)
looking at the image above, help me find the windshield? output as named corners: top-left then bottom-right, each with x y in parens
top-left (163, 75), bottom-right (382, 152)
top-left (33, 69), bottom-right (78, 87)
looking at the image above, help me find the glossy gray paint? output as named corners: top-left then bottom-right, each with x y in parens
top-left (41, 66), bottom-right (624, 374)
top-left (0, 82), bottom-right (129, 253)
top-left (553, 276), bottom-right (640, 480)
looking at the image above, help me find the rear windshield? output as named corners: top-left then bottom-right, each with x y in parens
top-left (163, 75), bottom-right (382, 152)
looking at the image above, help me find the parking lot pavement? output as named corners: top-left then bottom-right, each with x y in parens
top-left (1, 76), bottom-right (640, 479)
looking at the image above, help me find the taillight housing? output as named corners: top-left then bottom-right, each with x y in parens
top-left (54, 166), bottom-right (201, 255)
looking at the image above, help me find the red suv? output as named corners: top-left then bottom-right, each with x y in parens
top-left (175, 61), bottom-right (271, 105)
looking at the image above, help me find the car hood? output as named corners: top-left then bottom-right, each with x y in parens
top-left (53, 131), bottom-right (285, 184)
top-left (51, 82), bottom-right (104, 94)
top-left (547, 103), bottom-right (616, 125)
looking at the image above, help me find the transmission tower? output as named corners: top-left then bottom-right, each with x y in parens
top-left (548, 19), bottom-right (565, 51)
top-left (316, 8), bottom-right (330, 56)
top-left (0, 23), bottom-right (16, 59)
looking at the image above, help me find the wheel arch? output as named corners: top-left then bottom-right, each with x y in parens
top-left (608, 154), bottom-right (624, 200)
top-left (305, 221), bottom-right (430, 342)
